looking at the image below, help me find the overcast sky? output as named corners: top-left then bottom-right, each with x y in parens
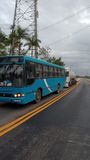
top-left (0, 0), bottom-right (90, 75)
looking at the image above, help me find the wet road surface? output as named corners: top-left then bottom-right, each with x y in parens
top-left (0, 79), bottom-right (90, 160)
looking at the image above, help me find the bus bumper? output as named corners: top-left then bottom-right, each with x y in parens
top-left (0, 97), bottom-right (25, 104)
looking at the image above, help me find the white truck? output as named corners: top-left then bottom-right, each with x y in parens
top-left (65, 67), bottom-right (76, 87)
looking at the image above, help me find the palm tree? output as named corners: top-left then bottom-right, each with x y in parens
top-left (6, 30), bottom-right (18, 54)
top-left (8, 26), bottom-right (29, 55)
top-left (25, 35), bottom-right (41, 57)
top-left (16, 26), bottom-right (28, 55)
top-left (24, 37), bottom-right (32, 55)
top-left (0, 29), bottom-right (7, 55)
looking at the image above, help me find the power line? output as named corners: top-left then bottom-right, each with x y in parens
top-left (58, 50), bottom-right (90, 52)
top-left (39, 5), bottom-right (90, 32)
top-left (47, 25), bottom-right (90, 46)
top-left (0, 24), bottom-right (11, 26)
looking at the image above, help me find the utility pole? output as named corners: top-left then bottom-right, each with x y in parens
top-left (34, 0), bottom-right (38, 58)
top-left (11, 0), bottom-right (39, 57)
top-left (12, 0), bottom-right (18, 33)
top-left (10, 0), bottom-right (18, 54)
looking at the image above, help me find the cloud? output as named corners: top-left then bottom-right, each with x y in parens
top-left (38, 0), bottom-right (90, 75)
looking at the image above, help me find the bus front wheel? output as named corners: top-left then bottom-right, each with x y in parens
top-left (35, 89), bottom-right (42, 103)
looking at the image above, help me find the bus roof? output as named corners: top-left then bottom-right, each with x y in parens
top-left (0, 55), bottom-right (65, 69)
top-left (25, 56), bottom-right (64, 69)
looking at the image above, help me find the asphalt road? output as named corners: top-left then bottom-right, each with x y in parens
top-left (0, 79), bottom-right (90, 160)
top-left (0, 91), bottom-right (60, 126)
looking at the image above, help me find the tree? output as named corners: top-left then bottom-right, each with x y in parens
top-left (0, 26), bottom-right (41, 56)
top-left (8, 26), bottom-right (29, 55)
top-left (48, 56), bottom-right (64, 66)
top-left (38, 46), bottom-right (51, 60)
top-left (25, 35), bottom-right (41, 56)
top-left (6, 30), bottom-right (18, 54)
top-left (0, 29), bottom-right (7, 55)
top-left (38, 46), bottom-right (64, 66)
top-left (15, 26), bottom-right (29, 55)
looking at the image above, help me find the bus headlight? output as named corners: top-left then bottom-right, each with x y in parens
top-left (14, 93), bottom-right (25, 98)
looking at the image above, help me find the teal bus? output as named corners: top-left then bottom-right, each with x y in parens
top-left (0, 56), bottom-right (66, 104)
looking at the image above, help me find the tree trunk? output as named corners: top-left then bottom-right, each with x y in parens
top-left (18, 43), bottom-right (21, 55)
top-left (31, 46), bottom-right (33, 57)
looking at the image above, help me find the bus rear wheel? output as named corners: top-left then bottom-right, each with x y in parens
top-left (35, 89), bottom-right (42, 103)
top-left (56, 84), bottom-right (61, 94)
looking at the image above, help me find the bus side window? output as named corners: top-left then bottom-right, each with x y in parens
top-left (43, 65), bottom-right (48, 78)
top-left (61, 69), bottom-right (65, 77)
top-left (55, 68), bottom-right (58, 77)
top-left (56, 68), bottom-right (58, 77)
top-left (59, 69), bottom-right (61, 77)
top-left (48, 67), bottom-right (53, 77)
top-left (53, 67), bottom-right (55, 77)
top-left (26, 61), bottom-right (35, 85)
top-left (51, 67), bottom-right (54, 77)
top-left (57, 69), bottom-right (59, 77)
top-left (63, 69), bottom-right (65, 76)
top-left (36, 64), bottom-right (43, 78)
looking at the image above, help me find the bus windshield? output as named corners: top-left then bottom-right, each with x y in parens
top-left (0, 64), bottom-right (24, 87)
top-left (66, 71), bottom-right (69, 77)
